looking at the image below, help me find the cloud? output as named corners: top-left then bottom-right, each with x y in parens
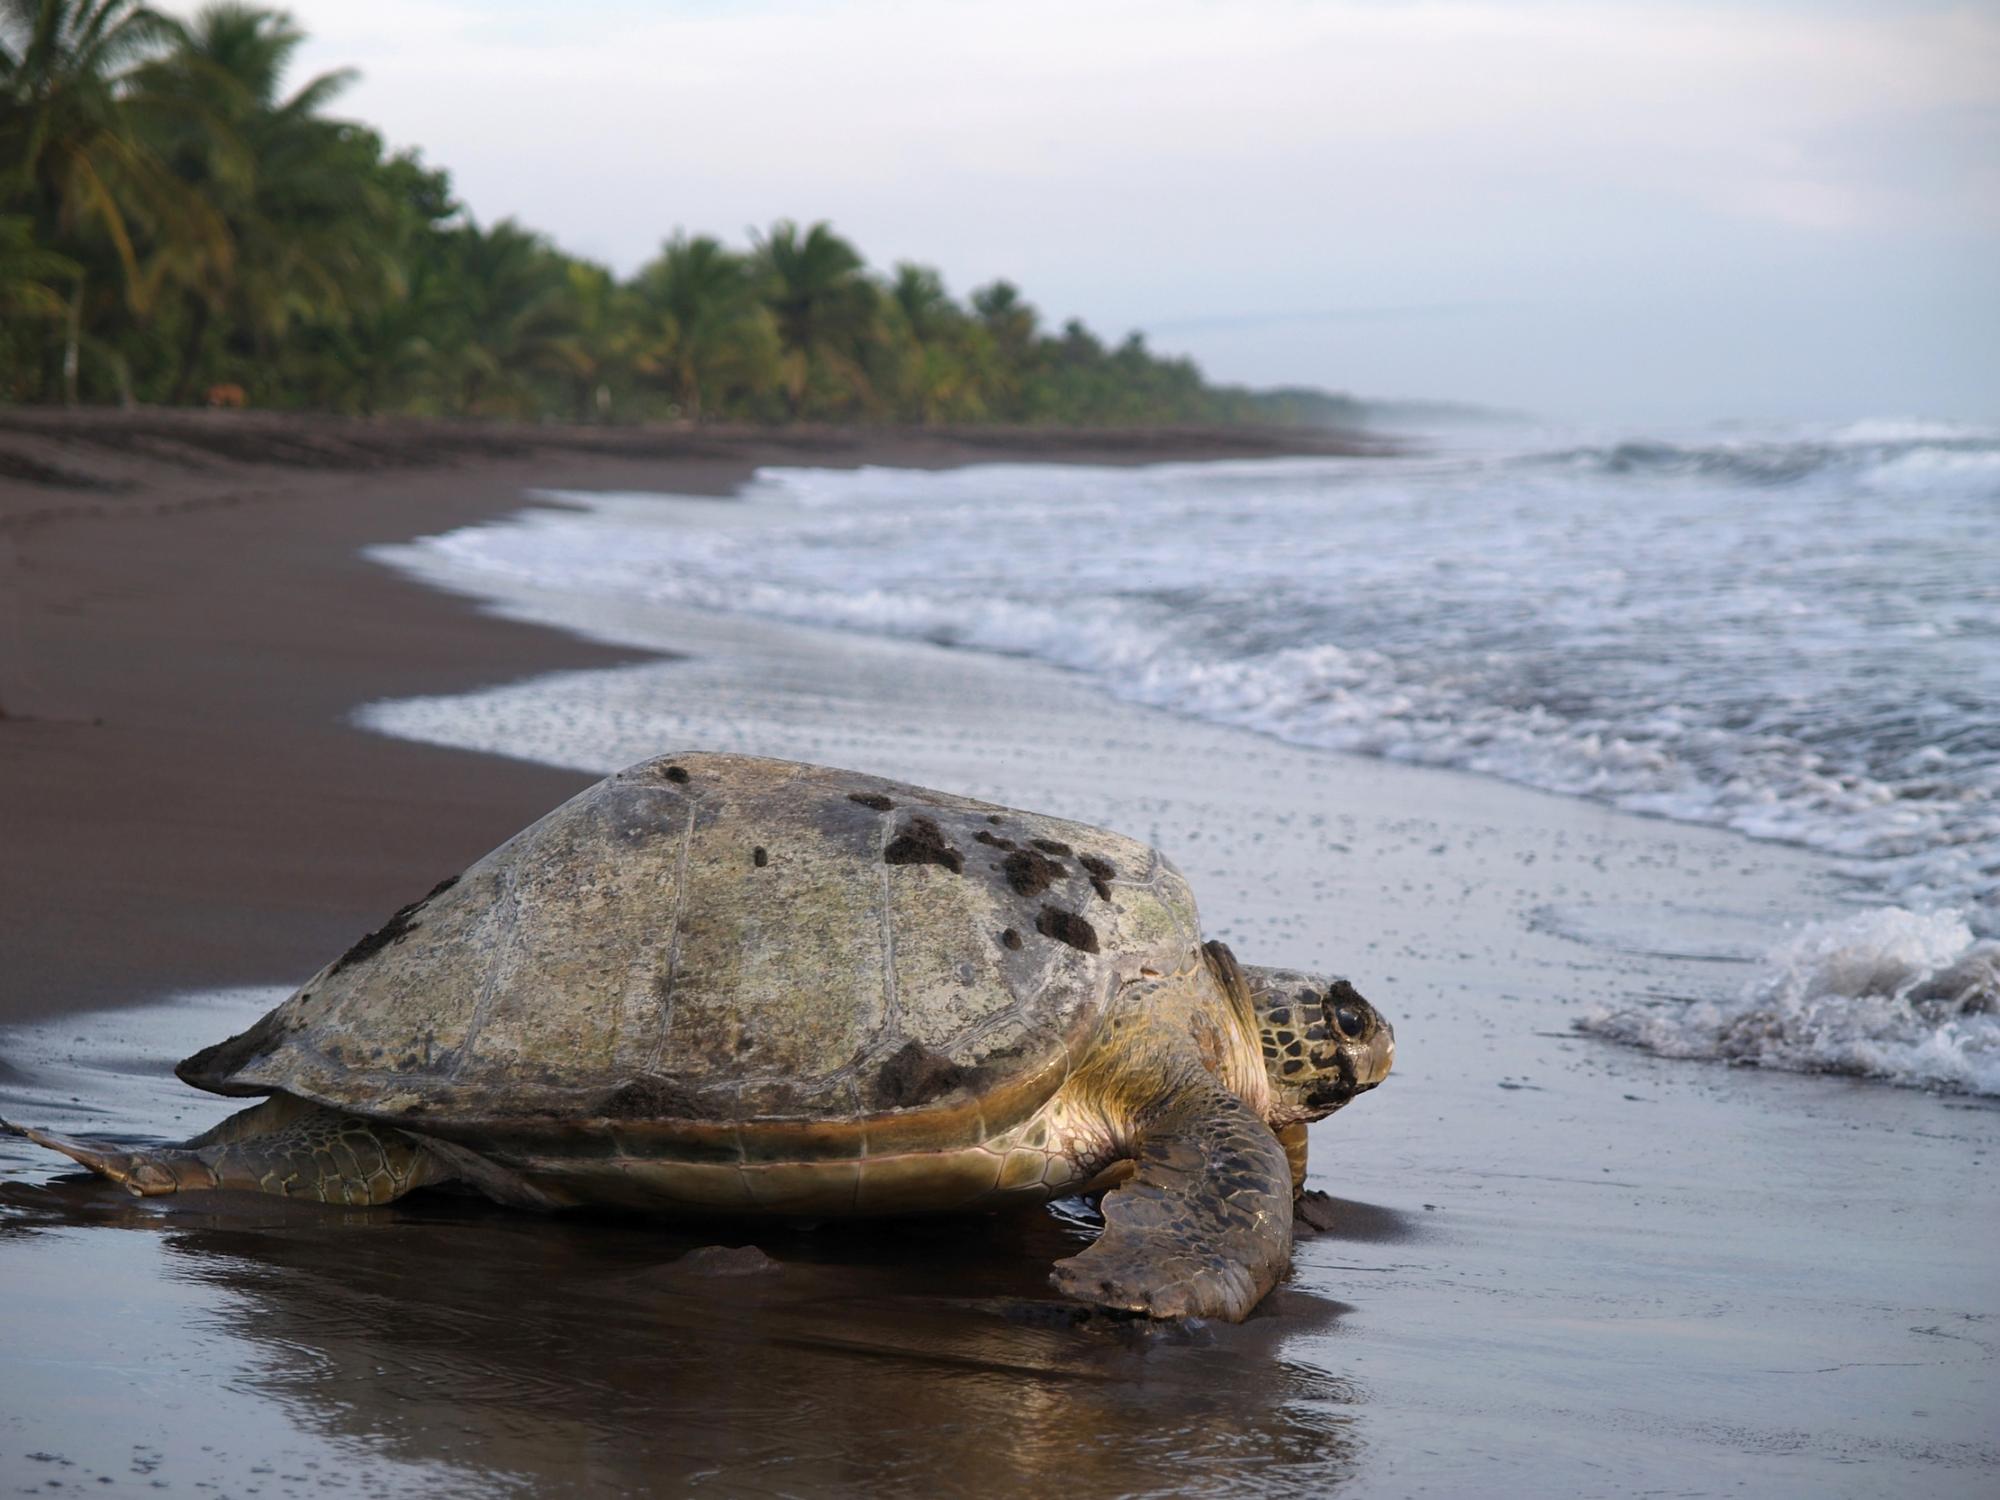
top-left (248, 1), bottom-right (1999, 244)
top-left (153, 0), bottom-right (2000, 418)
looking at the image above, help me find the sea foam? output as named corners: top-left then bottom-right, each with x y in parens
top-left (1580, 908), bottom-right (2000, 1095)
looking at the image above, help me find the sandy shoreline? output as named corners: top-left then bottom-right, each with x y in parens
top-left (1, 415), bottom-right (1994, 1498)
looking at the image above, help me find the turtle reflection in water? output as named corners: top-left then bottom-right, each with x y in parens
top-left (7, 753), bottom-right (1393, 1321)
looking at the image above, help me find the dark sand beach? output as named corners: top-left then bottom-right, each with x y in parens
top-left (0, 412), bottom-right (1993, 1498)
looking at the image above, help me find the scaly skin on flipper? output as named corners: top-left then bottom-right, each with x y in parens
top-left (1050, 1069), bottom-right (1294, 1321)
top-left (1041, 947), bottom-right (1297, 1321)
top-left (3, 1096), bottom-right (442, 1204)
top-left (1278, 1121), bottom-right (1311, 1197)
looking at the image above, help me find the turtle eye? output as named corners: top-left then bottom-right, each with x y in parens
top-left (1333, 1004), bottom-right (1367, 1040)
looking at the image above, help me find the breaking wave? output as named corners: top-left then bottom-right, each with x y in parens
top-left (1580, 908), bottom-right (2000, 1095)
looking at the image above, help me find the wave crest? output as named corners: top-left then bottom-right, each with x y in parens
top-left (1580, 908), bottom-right (2000, 1095)
top-left (1533, 426), bottom-right (2000, 490)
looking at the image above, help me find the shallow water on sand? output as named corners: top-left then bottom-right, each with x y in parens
top-left (5, 518), bottom-right (1997, 1498)
top-left (3, 993), bottom-right (1370, 1499)
top-left (2, 1156), bottom-right (1362, 1497)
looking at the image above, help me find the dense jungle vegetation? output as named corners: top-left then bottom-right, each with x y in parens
top-left (1, 0), bottom-right (1360, 426)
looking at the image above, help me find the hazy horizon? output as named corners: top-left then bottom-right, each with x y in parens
top-left (186, 0), bottom-right (2000, 427)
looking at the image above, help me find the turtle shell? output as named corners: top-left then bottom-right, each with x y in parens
top-left (180, 753), bottom-right (1203, 1159)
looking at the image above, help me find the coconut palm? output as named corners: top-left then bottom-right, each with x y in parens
top-left (887, 262), bottom-right (955, 343)
top-left (547, 257), bottom-right (644, 421)
top-left (0, 213), bottom-right (76, 400)
top-left (0, 211), bottom-right (75, 314)
top-left (881, 262), bottom-right (988, 423)
top-left (436, 217), bottom-right (581, 416)
top-left (753, 219), bottom-right (878, 417)
top-left (0, 0), bottom-right (177, 273)
top-left (337, 153), bottom-right (455, 412)
top-left (968, 279), bottom-right (1039, 419)
top-left (631, 232), bottom-right (775, 420)
top-left (140, 3), bottom-right (392, 402)
top-left (0, 0), bottom-right (224, 399)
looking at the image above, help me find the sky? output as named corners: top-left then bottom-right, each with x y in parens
top-left (179, 0), bottom-right (2000, 425)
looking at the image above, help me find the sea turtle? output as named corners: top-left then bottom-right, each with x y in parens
top-left (6, 752), bottom-right (1393, 1321)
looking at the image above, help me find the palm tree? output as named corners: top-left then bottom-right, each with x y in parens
top-left (437, 217), bottom-right (579, 416)
top-left (971, 279), bottom-right (1037, 353)
top-left (752, 219), bottom-right (878, 418)
top-left (888, 262), bottom-right (954, 342)
top-left (548, 257), bottom-right (642, 421)
top-left (326, 148), bottom-right (458, 414)
top-left (969, 279), bottom-right (1038, 419)
top-left (632, 232), bottom-right (773, 420)
top-left (0, 211), bottom-right (75, 315)
top-left (0, 0), bottom-right (219, 400)
top-left (0, 213), bottom-right (76, 401)
top-left (881, 262), bottom-right (985, 423)
top-left (141, 3), bottom-right (390, 403)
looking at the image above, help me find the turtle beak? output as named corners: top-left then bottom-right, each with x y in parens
top-left (1357, 1016), bottom-right (1394, 1091)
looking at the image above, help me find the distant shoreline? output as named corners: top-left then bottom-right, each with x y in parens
top-left (0, 410), bottom-right (1384, 1026)
top-left (0, 408), bottom-right (1392, 523)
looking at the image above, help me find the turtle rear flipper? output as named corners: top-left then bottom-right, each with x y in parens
top-left (1049, 1072), bottom-right (1293, 1323)
top-left (4, 1096), bottom-right (443, 1205)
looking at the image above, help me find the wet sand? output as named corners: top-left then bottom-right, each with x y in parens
top-left (1, 419), bottom-right (1995, 1498)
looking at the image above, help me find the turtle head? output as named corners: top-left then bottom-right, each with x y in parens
top-left (1239, 964), bottom-right (1395, 1125)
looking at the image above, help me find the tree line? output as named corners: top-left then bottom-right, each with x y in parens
top-left (1, 0), bottom-right (1358, 427)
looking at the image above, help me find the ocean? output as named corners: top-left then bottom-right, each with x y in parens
top-left (367, 419), bottom-right (2000, 1092)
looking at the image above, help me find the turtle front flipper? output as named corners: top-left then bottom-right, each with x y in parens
top-left (1050, 1074), bottom-right (1293, 1322)
top-left (3, 1095), bottom-right (444, 1205)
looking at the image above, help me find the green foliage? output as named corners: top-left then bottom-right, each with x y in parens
top-left (632, 232), bottom-right (774, 419)
top-left (0, 4), bottom-right (1357, 425)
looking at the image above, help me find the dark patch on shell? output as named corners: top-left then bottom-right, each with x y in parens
top-left (327, 875), bottom-right (460, 977)
top-left (1001, 927), bottom-right (1023, 950)
top-left (847, 791), bottom-right (894, 811)
top-left (883, 815), bottom-right (964, 874)
top-left (875, 1040), bottom-right (979, 1108)
top-left (1031, 837), bottom-right (1073, 856)
top-left (1078, 852), bottom-right (1117, 900)
top-left (1036, 904), bottom-right (1100, 954)
top-left (752, 846), bottom-right (769, 868)
top-left (974, 830), bottom-right (1018, 851)
top-left (1001, 847), bottom-right (1066, 897)
top-left (986, 814), bottom-right (1004, 824)
top-left (601, 1075), bottom-right (718, 1120)
top-left (660, 764), bottom-right (690, 784)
